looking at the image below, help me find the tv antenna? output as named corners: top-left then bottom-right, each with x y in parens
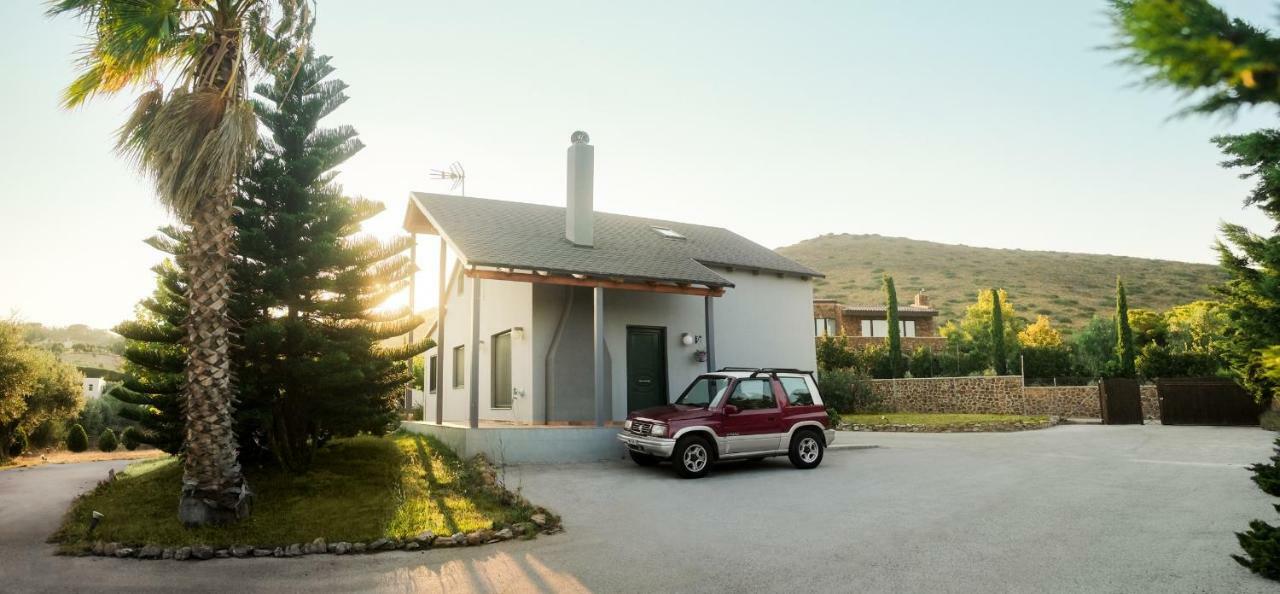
top-left (430, 161), bottom-right (466, 196)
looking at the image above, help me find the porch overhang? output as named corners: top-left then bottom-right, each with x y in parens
top-left (465, 266), bottom-right (726, 298)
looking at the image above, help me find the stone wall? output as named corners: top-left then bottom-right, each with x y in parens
top-left (868, 376), bottom-right (1161, 420)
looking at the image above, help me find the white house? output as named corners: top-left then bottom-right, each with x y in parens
top-left (402, 132), bottom-right (821, 460)
top-left (82, 377), bottom-right (106, 400)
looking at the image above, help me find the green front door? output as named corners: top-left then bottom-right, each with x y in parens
top-left (626, 326), bottom-right (668, 413)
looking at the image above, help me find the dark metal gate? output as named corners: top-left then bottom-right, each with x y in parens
top-left (1156, 378), bottom-right (1263, 426)
top-left (1099, 378), bottom-right (1143, 425)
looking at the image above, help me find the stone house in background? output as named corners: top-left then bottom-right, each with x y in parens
top-left (813, 291), bottom-right (947, 352)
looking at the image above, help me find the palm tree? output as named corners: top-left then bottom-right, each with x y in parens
top-left (50, 0), bottom-right (312, 526)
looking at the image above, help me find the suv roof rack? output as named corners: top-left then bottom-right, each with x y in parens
top-left (716, 367), bottom-right (815, 378)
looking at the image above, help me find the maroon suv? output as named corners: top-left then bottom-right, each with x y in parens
top-left (617, 368), bottom-right (835, 478)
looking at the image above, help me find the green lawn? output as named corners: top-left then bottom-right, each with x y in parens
top-left (52, 433), bottom-right (549, 552)
top-left (841, 413), bottom-right (1051, 431)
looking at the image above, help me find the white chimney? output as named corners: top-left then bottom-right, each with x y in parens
top-left (566, 130), bottom-right (594, 247)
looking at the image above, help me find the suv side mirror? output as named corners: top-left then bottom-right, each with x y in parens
top-left (723, 404), bottom-right (740, 415)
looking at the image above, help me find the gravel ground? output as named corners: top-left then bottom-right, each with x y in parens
top-left (1, 424), bottom-right (1276, 593)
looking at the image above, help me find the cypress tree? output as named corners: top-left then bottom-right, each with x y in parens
top-left (884, 275), bottom-right (902, 378)
top-left (1116, 277), bottom-right (1136, 377)
top-left (114, 46), bottom-right (431, 470)
top-left (990, 288), bottom-right (1008, 375)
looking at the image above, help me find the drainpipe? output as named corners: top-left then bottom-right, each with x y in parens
top-left (543, 286), bottom-right (574, 424)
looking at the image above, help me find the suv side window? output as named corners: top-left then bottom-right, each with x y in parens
top-left (780, 377), bottom-right (813, 406)
top-left (727, 379), bottom-right (777, 410)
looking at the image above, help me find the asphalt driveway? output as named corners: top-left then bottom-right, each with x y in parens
top-left (1, 424), bottom-right (1276, 593)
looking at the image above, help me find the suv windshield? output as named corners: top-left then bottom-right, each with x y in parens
top-left (674, 376), bottom-right (730, 408)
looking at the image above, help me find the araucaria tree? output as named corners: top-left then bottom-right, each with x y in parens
top-left (883, 275), bottom-right (902, 378)
top-left (114, 47), bottom-right (430, 471)
top-left (1110, 0), bottom-right (1280, 579)
top-left (51, 0), bottom-right (314, 525)
top-left (990, 289), bottom-right (1008, 375)
top-left (235, 47), bottom-right (430, 470)
top-left (1115, 277), bottom-right (1136, 378)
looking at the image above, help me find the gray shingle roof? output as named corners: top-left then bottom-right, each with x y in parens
top-left (410, 193), bottom-right (822, 288)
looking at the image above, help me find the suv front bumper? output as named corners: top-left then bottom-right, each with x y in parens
top-left (617, 432), bottom-right (676, 459)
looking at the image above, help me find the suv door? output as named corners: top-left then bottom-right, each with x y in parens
top-left (721, 378), bottom-right (784, 453)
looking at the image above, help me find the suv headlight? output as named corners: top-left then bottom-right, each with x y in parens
top-left (650, 423), bottom-right (668, 437)
top-left (624, 419), bottom-right (633, 431)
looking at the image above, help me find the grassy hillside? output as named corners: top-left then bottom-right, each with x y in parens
top-left (777, 234), bottom-right (1226, 330)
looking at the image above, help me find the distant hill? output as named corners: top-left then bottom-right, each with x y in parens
top-left (776, 234), bottom-right (1226, 330)
top-left (19, 322), bottom-right (125, 373)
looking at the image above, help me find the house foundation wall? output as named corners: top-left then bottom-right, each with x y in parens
top-left (400, 421), bottom-right (623, 464)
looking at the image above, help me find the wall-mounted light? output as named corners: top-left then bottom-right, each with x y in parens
top-left (512, 327), bottom-right (525, 340)
top-left (681, 333), bottom-right (694, 346)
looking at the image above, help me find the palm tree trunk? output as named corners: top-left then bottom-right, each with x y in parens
top-left (177, 186), bottom-right (252, 525)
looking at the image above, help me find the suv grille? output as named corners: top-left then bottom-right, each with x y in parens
top-left (630, 421), bottom-right (654, 436)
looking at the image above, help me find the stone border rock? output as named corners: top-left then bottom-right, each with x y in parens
top-left (84, 513), bottom-right (562, 561)
top-left (838, 416), bottom-right (1061, 433)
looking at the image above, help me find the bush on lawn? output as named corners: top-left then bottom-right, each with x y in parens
top-left (66, 424), bottom-right (88, 453)
top-left (120, 427), bottom-right (140, 451)
top-left (7, 431), bottom-right (27, 458)
top-left (97, 429), bottom-right (118, 452)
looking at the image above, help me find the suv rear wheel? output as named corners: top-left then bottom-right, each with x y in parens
top-left (673, 435), bottom-right (713, 479)
top-left (629, 451), bottom-right (660, 466)
top-left (788, 430), bottom-right (824, 470)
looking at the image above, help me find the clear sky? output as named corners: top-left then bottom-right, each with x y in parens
top-left (2, 0), bottom-right (1276, 329)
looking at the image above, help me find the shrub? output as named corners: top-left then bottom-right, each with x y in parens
top-left (1233, 512), bottom-right (1280, 581)
top-left (28, 419), bottom-right (67, 450)
top-left (7, 431), bottom-right (27, 458)
top-left (97, 428), bottom-right (118, 452)
top-left (1263, 410), bottom-right (1280, 432)
top-left (120, 426), bottom-right (141, 451)
top-left (66, 424), bottom-right (88, 453)
top-left (1022, 345), bottom-right (1074, 379)
top-left (908, 347), bottom-right (936, 378)
top-left (816, 337), bottom-right (857, 371)
top-left (818, 367), bottom-right (878, 413)
top-left (1250, 438), bottom-right (1280, 497)
top-left (1136, 343), bottom-right (1223, 379)
top-left (411, 405), bottom-right (424, 422)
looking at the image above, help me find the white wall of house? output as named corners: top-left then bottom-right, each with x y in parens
top-left (423, 265), bottom-right (816, 424)
top-left (423, 265), bottom-right (535, 424)
top-left (82, 377), bottom-right (106, 401)
top-left (712, 268), bottom-right (817, 373)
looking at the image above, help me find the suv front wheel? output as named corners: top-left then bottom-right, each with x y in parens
top-left (788, 430), bottom-right (824, 470)
top-left (673, 435), bottom-right (713, 479)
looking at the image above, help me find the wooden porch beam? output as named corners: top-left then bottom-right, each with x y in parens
top-left (465, 268), bottom-right (726, 297)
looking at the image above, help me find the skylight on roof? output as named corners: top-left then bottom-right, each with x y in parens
top-left (651, 226), bottom-right (686, 240)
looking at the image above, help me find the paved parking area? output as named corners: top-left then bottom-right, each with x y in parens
top-left (2, 424), bottom-right (1276, 593)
